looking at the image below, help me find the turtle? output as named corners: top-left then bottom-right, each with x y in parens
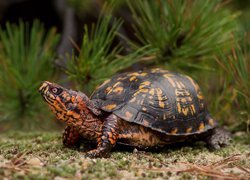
top-left (39, 68), bottom-right (231, 158)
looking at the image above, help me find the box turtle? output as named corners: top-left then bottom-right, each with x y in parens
top-left (39, 68), bottom-right (231, 158)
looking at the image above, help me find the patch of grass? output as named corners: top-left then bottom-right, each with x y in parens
top-left (0, 131), bottom-right (249, 179)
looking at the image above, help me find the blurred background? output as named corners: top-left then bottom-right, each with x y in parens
top-left (0, 0), bottom-right (249, 134)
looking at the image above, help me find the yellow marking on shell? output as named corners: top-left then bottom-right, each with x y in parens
top-left (176, 98), bottom-right (187, 103)
top-left (182, 107), bottom-right (189, 116)
top-left (198, 122), bottom-right (205, 132)
top-left (128, 72), bottom-right (140, 76)
top-left (129, 97), bottom-right (136, 103)
top-left (175, 81), bottom-right (183, 89)
top-left (142, 107), bottom-right (147, 111)
top-left (185, 75), bottom-right (204, 100)
top-left (186, 127), bottom-right (192, 133)
top-left (105, 86), bottom-right (112, 93)
top-left (197, 93), bottom-right (204, 100)
top-left (99, 79), bottom-right (110, 88)
top-left (140, 72), bottom-right (147, 76)
top-left (190, 104), bottom-right (196, 115)
top-left (125, 111), bottom-right (133, 119)
top-left (149, 89), bottom-right (155, 96)
top-left (151, 68), bottom-right (167, 73)
top-left (103, 104), bottom-right (117, 110)
top-left (151, 68), bottom-right (159, 73)
top-left (163, 74), bottom-right (176, 87)
top-left (179, 82), bottom-right (186, 88)
top-left (170, 128), bottom-right (178, 135)
top-left (155, 88), bottom-right (163, 95)
top-left (113, 82), bottom-right (121, 87)
top-left (208, 118), bottom-right (214, 126)
top-left (113, 87), bottom-right (123, 94)
top-left (159, 102), bottom-right (165, 108)
top-left (129, 76), bottom-right (137, 81)
top-left (139, 81), bottom-right (151, 90)
top-left (177, 103), bottom-right (181, 113)
top-left (134, 88), bottom-right (148, 96)
top-left (142, 81), bottom-right (151, 86)
top-left (175, 89), bottom-right (190, 96)
top-left (117, 76), bottom-right (127, 81)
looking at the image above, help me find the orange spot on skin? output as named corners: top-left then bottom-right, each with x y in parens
top-left (103, 104), bottom-right (117, 110)
top-left (199, 122), bottom-right (205, 131)
top-left (186, 127), bottom-right (192, 133)
top-left (71, 96), bottom-right (76, 103)
top-left (171, 128), bottom-right (178, 135)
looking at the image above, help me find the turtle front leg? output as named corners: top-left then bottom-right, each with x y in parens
top-left (63, 126), bottom-right (81, 149)
top-left (86, 114), bottom-right (119, 158)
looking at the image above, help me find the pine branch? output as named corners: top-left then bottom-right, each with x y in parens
top-left (65, 14), bottom-right (153, 93)
top-left (0, 21), bottom-right (60, 129)
top-left (127, 0), bottom-right (239, 69)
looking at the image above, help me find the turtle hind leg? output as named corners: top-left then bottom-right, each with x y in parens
top-left (206, 128), bottom-right (232, 150)
top-left (63, 126), bottom-right (81, 149)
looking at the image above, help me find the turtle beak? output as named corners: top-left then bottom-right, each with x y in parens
top-left (39, 81), bottom-right (50, 94)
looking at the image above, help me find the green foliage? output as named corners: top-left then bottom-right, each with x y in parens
top-left (128, 0), bottom-right (239, 69)
top-left (0, 21), bottom-right (60, 129)
top-left (216, 35), bottom-right (250, 131)
top-left (65, 15), bottom-right (152, 93)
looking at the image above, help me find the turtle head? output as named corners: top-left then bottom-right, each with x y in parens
top-left (39, 81), bottom-right (90, 124)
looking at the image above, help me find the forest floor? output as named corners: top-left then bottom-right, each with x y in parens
top-left (0, 131), bottom-right (249, 179)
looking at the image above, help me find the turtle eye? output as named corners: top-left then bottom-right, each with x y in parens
top-left (50, 87), bottom-right (62, 95)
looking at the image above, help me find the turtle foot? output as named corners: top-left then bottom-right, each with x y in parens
top-left (206, 128), bottom-right (232, 150)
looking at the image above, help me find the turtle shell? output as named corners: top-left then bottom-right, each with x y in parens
top-left (91, 68), bottom-right (217, 135)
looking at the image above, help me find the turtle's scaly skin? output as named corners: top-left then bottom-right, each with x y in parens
top-left (39, 69), bottom-right (231, 158)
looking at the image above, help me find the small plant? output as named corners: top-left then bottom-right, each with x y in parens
top-left (215, 34), bottom-right (250, 132)
top-left (65, 14), bottom-right (152, 93)
top-left (0, 21), bottom-right (60, 129)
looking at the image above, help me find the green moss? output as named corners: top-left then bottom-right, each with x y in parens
top-left (0, 131), bottom-right (249, 179)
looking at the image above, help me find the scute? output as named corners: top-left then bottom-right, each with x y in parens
top-left (91, 69), bottom-right (218, 135)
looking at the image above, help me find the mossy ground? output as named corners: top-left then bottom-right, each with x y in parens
top-left (0, 131), bottom-right (249, 179)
